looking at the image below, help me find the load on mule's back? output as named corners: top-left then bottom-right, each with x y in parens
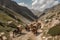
top-left (13, 24), bottom-right (23, 37)
top-left (25, 24), bottom-right (31, 32)
top-left (13, 20), bottom-right (42, 36)
top-left (25, 21), bottom-right (41, 35)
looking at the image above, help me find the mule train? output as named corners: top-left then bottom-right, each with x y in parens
top-left (13, 20), bottom-right (43, 37)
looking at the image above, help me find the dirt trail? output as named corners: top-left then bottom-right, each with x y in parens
top-left (11, 29), bottom-right (43, 40)
top-left (12, 31), bottom-right (36, 40)
top-left (11, 19), bottom-right (60, 40)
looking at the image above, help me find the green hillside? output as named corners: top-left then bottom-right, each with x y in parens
top-left (0, 6), bottom-right (24, 39)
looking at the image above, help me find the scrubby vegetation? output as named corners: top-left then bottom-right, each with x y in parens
top-left (48, 23), bottom-right (60, 36)
top-left (0, 6), bottom-right (24, 40)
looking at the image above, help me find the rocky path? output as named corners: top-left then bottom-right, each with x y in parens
top-left (10, 18), bottom-right (60, 40)
top-left (11, 29), bottom-right (43, 40)
top-left (13, 29), bottom-right (36, 40)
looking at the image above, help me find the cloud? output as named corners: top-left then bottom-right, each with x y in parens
top-left (14, 0), bottom-right (60, 11)
top-left (18, 2), bottom-right (28, 6)
top-left (32, 0), bottom-right (60, 11)
top-left (18, 2), bottom-right (32, 9)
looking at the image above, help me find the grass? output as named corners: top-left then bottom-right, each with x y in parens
top-left (0, 6), bottom-right (24, 40)
top-left (47, 23), bottom-right (60, 36)
top-left (0, 11), bottom-right (14, 22)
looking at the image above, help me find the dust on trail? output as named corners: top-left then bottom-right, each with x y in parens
top-left (12, 30), bottom-right (36, 40)
top-left (12, 29), bottom-right (44, 40)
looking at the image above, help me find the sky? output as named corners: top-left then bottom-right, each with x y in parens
top-left (12, 0), bottom-right (60, 11)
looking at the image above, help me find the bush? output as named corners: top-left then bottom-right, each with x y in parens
top-left (47, 23), bottom-right (60, 36)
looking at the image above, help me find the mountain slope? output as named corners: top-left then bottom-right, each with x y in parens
top-left (0, 6), bottom-right (18, 36)
top-left (38, 4), bottom-right (60, 40)
top-left (31, 9), bottom-right (43, 17)
top-left (0, 0), bottom-right (38, 21)
top-left (39, 4), bottom-right (60, 21)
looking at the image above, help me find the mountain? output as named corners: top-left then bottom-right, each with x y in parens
top-left (0, 0), bottom-right (38, 22)
top-left (31, 9), bottom-right (43, 17)
top-left (38, 4), bottom-right (60, 40)
top-left (0, 0), bottom-right (60, 40)
top-left (39, 4), bottom-right (60, 20)
top-left (0, 6), bottom-right (21, 36)
top-left (0, 0), bottom-right (39, 36)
